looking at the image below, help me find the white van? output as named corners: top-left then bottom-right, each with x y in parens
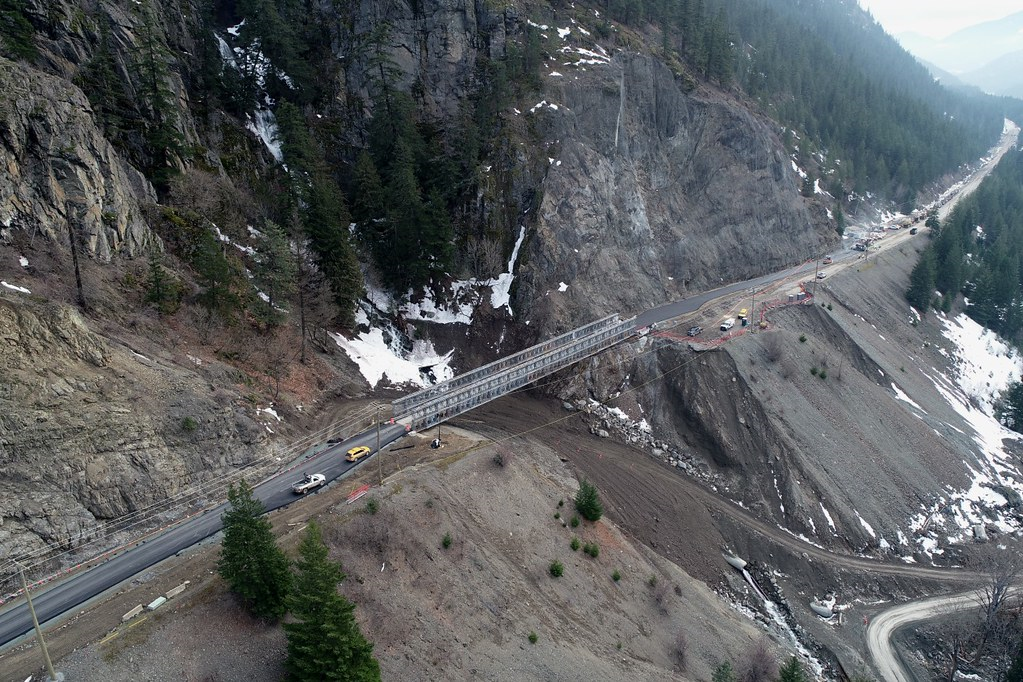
top-left (720, 318), bottom-right (735, 331)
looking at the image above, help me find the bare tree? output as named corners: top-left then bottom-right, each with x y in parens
top-left (673, 630), bottom-right (688, 671)
top-left (762, 333), bottom-right (784, 363)
top-left (463, 236), bottom-right (504, 279)
top-left (974, 549), bottom-right (1022, 663)
top-left (739, 638), bottom-right (777, 682)
top-left (934, 608), bottom-right (975, 681)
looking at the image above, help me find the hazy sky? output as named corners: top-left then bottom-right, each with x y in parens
top-left (858, 0), bottom-right (1020, 39)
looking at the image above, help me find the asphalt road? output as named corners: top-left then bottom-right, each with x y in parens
top-left (0, 423), bottom-right (408, 648)
top-left (2, 120), bottom-right (1017, 660)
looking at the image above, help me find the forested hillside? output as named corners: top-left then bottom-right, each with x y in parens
top-left (908, 146), bottom-right (1023, 341)
top-left (5, 0), bottom-right (1019, 320)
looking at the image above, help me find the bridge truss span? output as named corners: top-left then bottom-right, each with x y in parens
top-left (393, 315), bottom-right (637, 430)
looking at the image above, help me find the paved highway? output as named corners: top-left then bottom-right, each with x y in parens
top-left (0, 423), bottom-right (407, 648)
top-left (2, 120), bottom-right (1017, 659)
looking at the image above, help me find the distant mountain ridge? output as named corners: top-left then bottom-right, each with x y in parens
top-left (897, 11), bottom-right (1023, 97)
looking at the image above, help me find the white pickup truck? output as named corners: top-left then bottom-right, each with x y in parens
top-left (720, 318), bottom-right (735, 331)
top-left (292, 473), bottom-right (326, 494)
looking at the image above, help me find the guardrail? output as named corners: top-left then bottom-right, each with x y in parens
top-left (394, 316), bottom-right (636, 430)
top-left (392, 314), bottom-right (626, 415)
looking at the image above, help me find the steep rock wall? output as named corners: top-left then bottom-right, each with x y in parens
top-left (521, 52), bottom-right (834, 331)
top-left (0, 58), bottom-right (158, 260)
top-left (0, 297), bottom-right (268, 571)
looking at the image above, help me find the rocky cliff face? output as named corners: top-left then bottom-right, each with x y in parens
top-left (0, 296), bottom-right (269, 571)
top-left (0, 57), bottom-right (158, 260)
top-left (521, 50), bottom-right (832, 331)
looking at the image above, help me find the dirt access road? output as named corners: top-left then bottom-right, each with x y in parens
top-left (866, 587), bottom-right (1023, 682)
top-left (461, 395), bottom-right (983, 586)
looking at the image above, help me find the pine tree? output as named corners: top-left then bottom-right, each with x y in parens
top-left (284, 522), bottom-right (381, 682)
top-left (251, 220), bottom-right (297, 329)
top-left (351, 151), bottom-right (386, 229)
top-left (906, 249), bottom-right (936, 312)
top-left (191, 229), bottom-right (242, 315)
top-left (778, 656), bottom-right (808, 682)
top-left (1006, 634), bottom-right (1023, 682)
top-left (145, 247), bottom-right (181, 315)
top-left (711, 661), bottom-right (736, 682)
top-left (0, 0), bottom-right (37, 60)
top-left (77, 18), bottom-right (134, 145)
top-left (834, 205), bottom-right (845, 236)
top-left (574, 479), bottom-right (603, 522)
top-left (133, 2), bottom-right (185, 193)
top-left (219, 480), bottom-right (291, 621)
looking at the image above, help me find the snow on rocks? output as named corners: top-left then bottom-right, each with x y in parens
top-left (570, 398), bottom-right (712, 483)
top-left (329, 327), bottom-right (453, 389)
top-left (246, 108), bottom-right (283, 162)
top-left (2, 281), bottom-right (31, 294)
top-left (906, 312), bottom-right (1023, 559)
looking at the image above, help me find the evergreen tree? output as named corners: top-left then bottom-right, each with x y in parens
top-left (251, 220), bottom-right (297, 329)
top-left (0, 0), bottom-right (37, 60)
top-left (711, 661), bottom-right (736, 682)
top-left (906, 249), bottom-right (936, 312)
top-left (276, 102), bottom-right (364, 327)
top-left (778, 656), bottom-right (808, 682)
top-left (384, 137), bottom-right (427, 289)
top-left (219, 480), bottom-right (291, 621)
top-left (997, 381), bottom-right (1023, 433)
top-left (1006, 634), bottom-right (1023, 682)
top-left (834, 205), bottom-right (845, 236)
top-left (351, 150), bottom-right (386, 229)
top-left (191, 229), bottom-right (242, 315)
top-left (77, 18), bottom-right (135, 145)
top-left (133, 2), bottom-right (185, 193)
top-left (284, 522), bottom-right (381, 682)
top-left (145, 247), bottom-right (181, 315)
top-left (574, 479), bottom-right (603, 522)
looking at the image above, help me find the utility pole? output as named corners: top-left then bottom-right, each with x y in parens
top-left (18, 563), bottom-right (62, 681)
top-left (375, 404), bottom-right (382, 487)
top-left (812, 257), bottom-right (820, 298)
top-left (750, 288), bottom-right (757, 332)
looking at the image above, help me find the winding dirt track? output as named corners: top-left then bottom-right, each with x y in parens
top-left (463, 395), bottom-right (983, 585)
top-left (865, 590), bottom-right (982, 682)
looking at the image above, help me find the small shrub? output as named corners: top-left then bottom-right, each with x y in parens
top-left (612, 569), bottom-right (621, 582)
top-left (365, 498), bottom-right (379, 515)
top-left (799, 334), bottom-right (807, 343)
top-left (558, 499), bottom-right (564, 507)
top-left (425, 498), bottom-right (434, 508)
top-left (549, 560), bottom-right (564, 577)
top-left (182, 416), bottom-right (198, 433)
top-left (554, 512), bottom-right (560, 520)
top-left (575, 479), bottom-right (604, 521)
top-left (570, 537), bottom-right (581, 551)
top-left (647, 575), bottom-right (658, 587)
top-left (900, 366), bottom-right (906, 372)
top-left (675, 631), bottom-right (688, 670)
top-left (492, 451), bottom-right (506, 467)
top-left (442, 532), bottom-right (452, 549)
top-left (818, 370), bottom-right (827, 380)
top-left (528, 631), bottom-right (538, 644)
top-left (810, 367), bottom-right (819, 376)
top-left (827, 303), bottom-right (833, 311)
top-left (584, 543), bottom-right (600, 558)
top-left (570, 516), bottom-right (580, 528)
